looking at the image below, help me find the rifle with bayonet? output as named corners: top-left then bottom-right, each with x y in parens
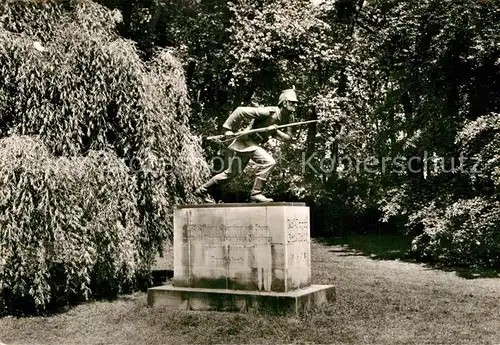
top-left (206, 119), bottom-right (321, 144)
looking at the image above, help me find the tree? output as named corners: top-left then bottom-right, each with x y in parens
top-left (371, 0), bottom-right (500, 265)
top-left (0, 0), bottom-right (209, 313)
top-left (82, 0), bottom-right (500, 265)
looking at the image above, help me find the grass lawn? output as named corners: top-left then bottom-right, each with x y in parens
top-left (1, 236), bottom-right (499, 345)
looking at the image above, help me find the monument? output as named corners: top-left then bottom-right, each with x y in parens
top-left (148, 88), bottom-right (334, 314)
top-left (147, 202), bottom-right (335, 314)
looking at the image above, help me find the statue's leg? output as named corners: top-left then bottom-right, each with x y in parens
top-left (249, 147), bottom-right (276, 202)
top-left (195, 152), bottom-right (250, 203)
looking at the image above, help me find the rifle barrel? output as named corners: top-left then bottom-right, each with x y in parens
top-left (206, 119), bottom-right (320, 142)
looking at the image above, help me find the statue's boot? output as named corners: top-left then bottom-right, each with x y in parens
top-left (250, 177), bottom-right (273, 203)
top-left (194, 178), bottom-right (217, 203)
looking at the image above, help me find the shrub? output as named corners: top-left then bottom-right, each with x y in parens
top-left (0, 0), bottom-right (211, 313)
top-left (0, 0), bottom-right (210, 246)
top-left (0, 136), bottom-right (145, 314)
top-left (408, 197), bottom-right (500, 267)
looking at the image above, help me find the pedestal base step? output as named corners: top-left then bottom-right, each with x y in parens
top-left (147, 284), bottom-right (335, 315)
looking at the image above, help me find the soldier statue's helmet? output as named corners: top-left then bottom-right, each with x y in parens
top-left (278, 88), bottom-right (299, 105)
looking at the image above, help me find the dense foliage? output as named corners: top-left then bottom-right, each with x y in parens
top-left (364, 0), bottom-right (500, 266)
top-left (0, 136), bottom-right (142, 313)
top-left (0, 0), bottom-right (209, 313)
top-left (106, 0), bottom-right (500, 267)
top-left (1, 0), bottom-right (498, 315)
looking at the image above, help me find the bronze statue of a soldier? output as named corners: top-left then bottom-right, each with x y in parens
top-left (195, 88), bottom-right (299, 203)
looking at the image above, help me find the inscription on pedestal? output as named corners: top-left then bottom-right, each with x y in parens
top-left (173, 204), bottom-right (311, 292)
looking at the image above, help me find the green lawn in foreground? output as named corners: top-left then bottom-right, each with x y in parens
top-left (1, 238), bottom-right (499, 345)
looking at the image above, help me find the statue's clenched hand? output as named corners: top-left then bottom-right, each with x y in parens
top-left (267, 124), bottom-right (278, 132)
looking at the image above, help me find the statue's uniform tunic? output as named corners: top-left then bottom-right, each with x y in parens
top-left (210, 106), bottom-right (291, 184)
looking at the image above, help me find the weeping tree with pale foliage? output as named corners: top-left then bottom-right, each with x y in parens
top-left (0, 0), bottom-right (209, 314)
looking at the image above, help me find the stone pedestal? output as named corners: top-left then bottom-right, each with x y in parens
top-left (147, 203), bottom-right (335, 314)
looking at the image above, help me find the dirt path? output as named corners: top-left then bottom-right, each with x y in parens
top-left (1, 239), bottom-right (499, 345)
